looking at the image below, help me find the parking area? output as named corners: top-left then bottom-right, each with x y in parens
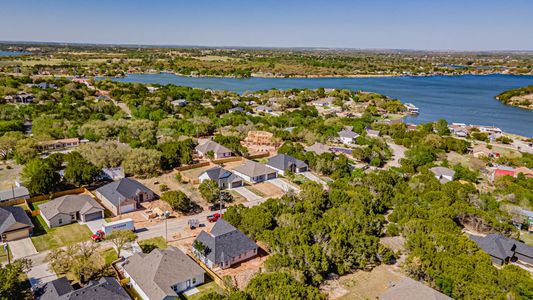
top-left (8, 238), bottom-right (37, 259)
top-left (269, 178), bottom-right (300, 194)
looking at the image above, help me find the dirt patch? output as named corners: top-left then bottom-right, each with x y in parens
top-left (217, 248), bottom-right (269, 290)
top-left (220, 160), bottom-right (246, 171)
top-left (249, 182), bottom-right (284, 198)
top-left (0, 161), bottom-right (22, 190)
top-left (180, 164), bottom-right (216, 180)
top-left (321, 265), bottom-right (404, 300)
top-left (380, 236), bottom-right (406, 253)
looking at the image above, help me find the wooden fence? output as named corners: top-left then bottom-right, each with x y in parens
top-left (24, 187), bottom-right (91, 213)
top-left (188, 253), bottom-right (226, 288)
top-left (175, 161), bottom-right (210, 172)
top-left (212, 156), bottom-right (243, 164)
top-left (246, 152), bottom-right (270, 159)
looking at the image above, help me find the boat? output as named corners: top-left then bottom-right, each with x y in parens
top-left (404, 103), bottom-right (419, 115)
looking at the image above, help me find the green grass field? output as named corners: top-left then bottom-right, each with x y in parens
top-left (182, 278), bottom-right (223, 300)
top-left (138, 237), bottom-right (168, 253)
top-left (30, 215), bottom-right (92, 252)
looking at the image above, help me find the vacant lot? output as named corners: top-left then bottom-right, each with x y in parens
top-left (321, 265), bottom-right (404, 300)
top-left (180, 164), bottom-right (216, 181)
top-left (0, 161), bottom-right (22, 190)
top-left (30, 215), bottom-right (93, 252)
top-left (249, 182), bottom-right (284, 198)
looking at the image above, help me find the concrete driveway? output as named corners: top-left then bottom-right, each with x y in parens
top-left (83, 219), bottom-right (106, 233)
top-left (27, 262), bottom-right (57, 290)
top-left (9, 238), bottom-right (37, 259)
top-left (301, 172), bottom-right (328, 189)
top-left (233, 187), bottom-right (262, 201)
top-left (269, 178), bottom-right (300, 193)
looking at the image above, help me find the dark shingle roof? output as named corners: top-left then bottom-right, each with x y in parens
top-left (39, 194), bottom-right (104, 220)
top-left (96, 178), bottom-right (153, 207)
top-left (202, 167), bottom-right (242, 187)
top-left (0, 186), bottom-right (29, 202)
top-left (38, 277), bottom-right (129, 300)
top-left (195, 140), bottom-right (232, 155)
top-left (0, 206), bottom-right (33, 234)
top-left (470, 234), bottom-right (533, 261)
top-left (267, 154), bottom-right (307, 172)
top-left (123, 247), bottom-right (205, 300)
top-left (195, 219), bottom-right (257, 264)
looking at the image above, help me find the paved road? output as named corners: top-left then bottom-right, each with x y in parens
top-left (232, 186), bottom-right (262, 201)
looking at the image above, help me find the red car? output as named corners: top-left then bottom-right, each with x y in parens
top-left (91, 230), bottom-right (105, 242)
top-left (207, 213), bottom-right (222, 222)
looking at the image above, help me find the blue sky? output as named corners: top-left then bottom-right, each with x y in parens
top-left (1, 0), bottom-right (533, 50)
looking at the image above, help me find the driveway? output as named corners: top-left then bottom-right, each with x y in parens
top-left (27, 262), bottom-right (57, 290)
top-left (83, 219), bottom-right (106, 233)
top-left (385, 142), bottom-right (407, 168)
top-left (233, 187), bottom-right (262, 201)
top-left (301, 171), bottom-right (328, 189)
top-left (9, 238), bottom-right (37, 259)
top-left (269, 178), bottom-right (300, 193)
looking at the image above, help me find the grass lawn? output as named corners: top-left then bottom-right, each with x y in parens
top-left (0, 246), bottom-right (12, 264)
top-left (138, 237), bottom-right (168, 253)
top-left (182, 277), bottom-right (223, 300)
top-left (520, 231), bottom-right (533, 246)
top-left (30, 215), bottom-right (93, 252)
top-left (246, 186), bottom-right (266, 197)
top-left (101, 247), bottom-right (119, 265)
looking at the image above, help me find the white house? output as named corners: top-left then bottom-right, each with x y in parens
top-left (338, 129), bottom-right (360, 145)
top-left (232, 160), bottom-right (277, 183)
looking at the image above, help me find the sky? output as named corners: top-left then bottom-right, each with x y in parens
top-left (1, 0), bottom-right (533, 51)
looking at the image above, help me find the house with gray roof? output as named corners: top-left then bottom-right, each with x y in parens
top-left (193, 218), bottom-right (258, 269)
top-left (305, 142), bottom-right (332, 155)
top-left (0, 206), bottom-right (33, 242)
top-left (232, 159), bottom-right (277, 183)
top-left (198, 167), bottom-right (243, 189)
top-left (266, 153), bottom-right (308, 176)
top-left (123, 247), bottom-right (205, 299)
top-left (380, 277), bottom-right (452, 300)
top-left (338, 129), bottom-right (360, 145)
top-left (195, 140), bottom-right (233, 159)
top-left (366, 128), bottom-right (381, 138)
top-left (0, 186), bottom-right (30, 203)
top-left (429, 167), bottom-right (455, 184)
top-left (469, 234), bottom-right (533, 266)
top-left (37, 276), bottom-right (129, 300)
top-left (95, 178), bottom-right (155, 216)
top-left (39, 194), bottom-right (104, 228)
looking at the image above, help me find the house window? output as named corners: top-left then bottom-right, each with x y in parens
top-left (192, 278), bottom-right (196, 284)
top-left (58, 218), bottom-right (62, 224)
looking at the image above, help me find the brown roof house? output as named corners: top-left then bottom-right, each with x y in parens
top-left (0, 206), bottom-right (33, 242)
top-left (39, 194), bottom-right (104, 228)
top-left (123, 247), bottom-right (205, 299)
top-left (232, 159), bottom-right (277, 183)
top-left (380, 277), bottom-right (452, 300)
top-left (195, 140), bottom-right (233, 159)
top-left (193, 219), bottom-right (258, 269)
top-left (95, 178), bottom-right (155, 216)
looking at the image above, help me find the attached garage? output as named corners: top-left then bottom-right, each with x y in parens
top-left (0, 206), bottom-right (33, 242)
top-left (267, 172), bottom-right (277, 180)
top-left (82, 211), bottom-right (103, 222)
top-left (3, 228), bottom-right (31, 241)
top-left (120, 203), bottom-right (136, 214)
top-left (230, 180), bottom-right (243, 189)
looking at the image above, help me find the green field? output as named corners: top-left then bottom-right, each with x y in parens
top-left (30, 215), bottom-right (92, 251)
top-left (182, 278), bottom-right (223, 300)
top-left (138, 236), bottom-right (168, 253)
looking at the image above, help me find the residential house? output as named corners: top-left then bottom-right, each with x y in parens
top-left (430, 167), bottom-right (455, 184)
top-left (366, 128), bottom-right (381, 138)
top-left (0, 186), bottom-right (30, 203)
top-left (266, 154), bottom-right (308, 176)
top-left (14, 92), bottom-right (34, 103)
top-left (228, 107), bottom-right (244, 113)
top-left (305, 142), bottom-right (332, 155)
top-left (254, 105), bottom-right (273, 114)
top-left (95, 178), bottom-right (155, 215)
top-left (171, 99), bottom-right (188, 107)
top-left (199, 167), bottom-right (243, 189)
top-left (99, 167), bottom-right (125, 181)
top-left (514, 167), bottom-right (533, 179)
top-left (123, 247), bottom-right (205, 299)
top-left (469, 234), bottom-right (533, 266)
top-left (492, 166), bottom-right (533, 182)
top-left (232, 160), bottom-right (277, 183)
top-left (39, 194), bottom-right (104, 228)
top-left (195, 140), bottom-right (233, 159)
top-left (0, 206), bottom-right (33, 242)
top-left (37, 276), bottom-right (129, 300)
top-left (472, 144), bottom-right (494, 158)
top-left (193, 219), bottom-right (258, 269)
top-left (380, 277), bottom-right (452, 300)
top-left (37, 138), bottom-right (81, 152)
top-left (311, 97), bottom-right (335, 108)
top-left (338, 129), bottom-right (360, 145)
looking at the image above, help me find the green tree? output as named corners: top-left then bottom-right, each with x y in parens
top-left (246, 272), bottom-right (325, 300)
top-left (21, 158), bottom-right (60, 195)
top-left (434, 119), bottom-right (450, 136)
top-left (122, 147), bottom-right (161, 177)
top-left (106, 230), bottom-right (137, 258)
top-left (161, 190), bottom-right (194, 213)
top-left (63, 152), bottom-right (100, 186)
top-left (199, 179), bottom-right (220, 204)
top-left (14, 139), bottom-right (38, 164)
top-left (0, 258), bottom-right (32, 299)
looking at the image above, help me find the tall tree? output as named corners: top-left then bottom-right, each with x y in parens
top-left (21, 158), bottom-right (60, 195)
top-left (106, 230), bottom-right (137, 258)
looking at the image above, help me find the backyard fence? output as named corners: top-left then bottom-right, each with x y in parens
top-left (175, 161), bottom-right (210, 172)
top-left (212, 156), bottom-right (243, 164)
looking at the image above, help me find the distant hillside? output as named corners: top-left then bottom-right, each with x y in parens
top-left (496, 85), bottom-right (533, 110)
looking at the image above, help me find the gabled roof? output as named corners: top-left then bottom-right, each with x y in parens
top-left (39, 195), bottom-right (104, 220)
top-left (232, 160), bottom-right (277, 178)
top-left (429, 167), bottom-right (455, 178)
top-left (201, 167), bottom-right (242, 185)
top-left (123, 247), bottom-right (205, 300)
top-left (195, 140), bottom-right (232, 155)
top-left (469, 234), bottom-right (533, 261)
top-left (305, 142), bottom-right (331, 155)
top-left (38, 276), bottom-right (129, 300)
top-left (195, 219), bottom-right (257, 264)
top-left (96, 178), bottom-right (153, 207)
top-left (0, 186), bottom-right (30, 202)
top-left (338, 129), bottom-right (359, 139)
top-left (380, 277), bottom-right (452, 300)
top-left (267, 154), bottom-right (308, 171)
top-left (0, 206), bottom-right (33, 234)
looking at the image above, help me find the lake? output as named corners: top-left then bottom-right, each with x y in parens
top-left (0, 51), bottom-right (30, 57)
top-left (100, 73), bottom-right (533, 137)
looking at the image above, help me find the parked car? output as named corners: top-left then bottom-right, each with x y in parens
top-left (207, 213), bottom-right (222, 222)
top-left (209, 203), bottom-right (225, 211)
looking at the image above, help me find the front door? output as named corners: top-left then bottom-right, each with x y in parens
top-left (186, 279), bottom-right (191, 288)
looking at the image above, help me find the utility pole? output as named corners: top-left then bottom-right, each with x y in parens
top-left (11, 184), bottom-right (15, 202)
top-left (4, 243), bottom-right (10, 265)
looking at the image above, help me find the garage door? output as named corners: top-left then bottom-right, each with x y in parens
top-left (120, 203), bottom-right (136, 214)
top-left (5, 228), bottom-right (30, 241)
top-left (267, 173), bottom-right (277, 180)
top-left (231, 181), bottom-right (243, 188)
top-left (83, 211), bottom-right (103, 222)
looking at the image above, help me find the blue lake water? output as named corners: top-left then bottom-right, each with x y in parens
top-left (100, 73), bottom-right (533, 137)
top-left (0, 51), bottom-right (30, 57)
